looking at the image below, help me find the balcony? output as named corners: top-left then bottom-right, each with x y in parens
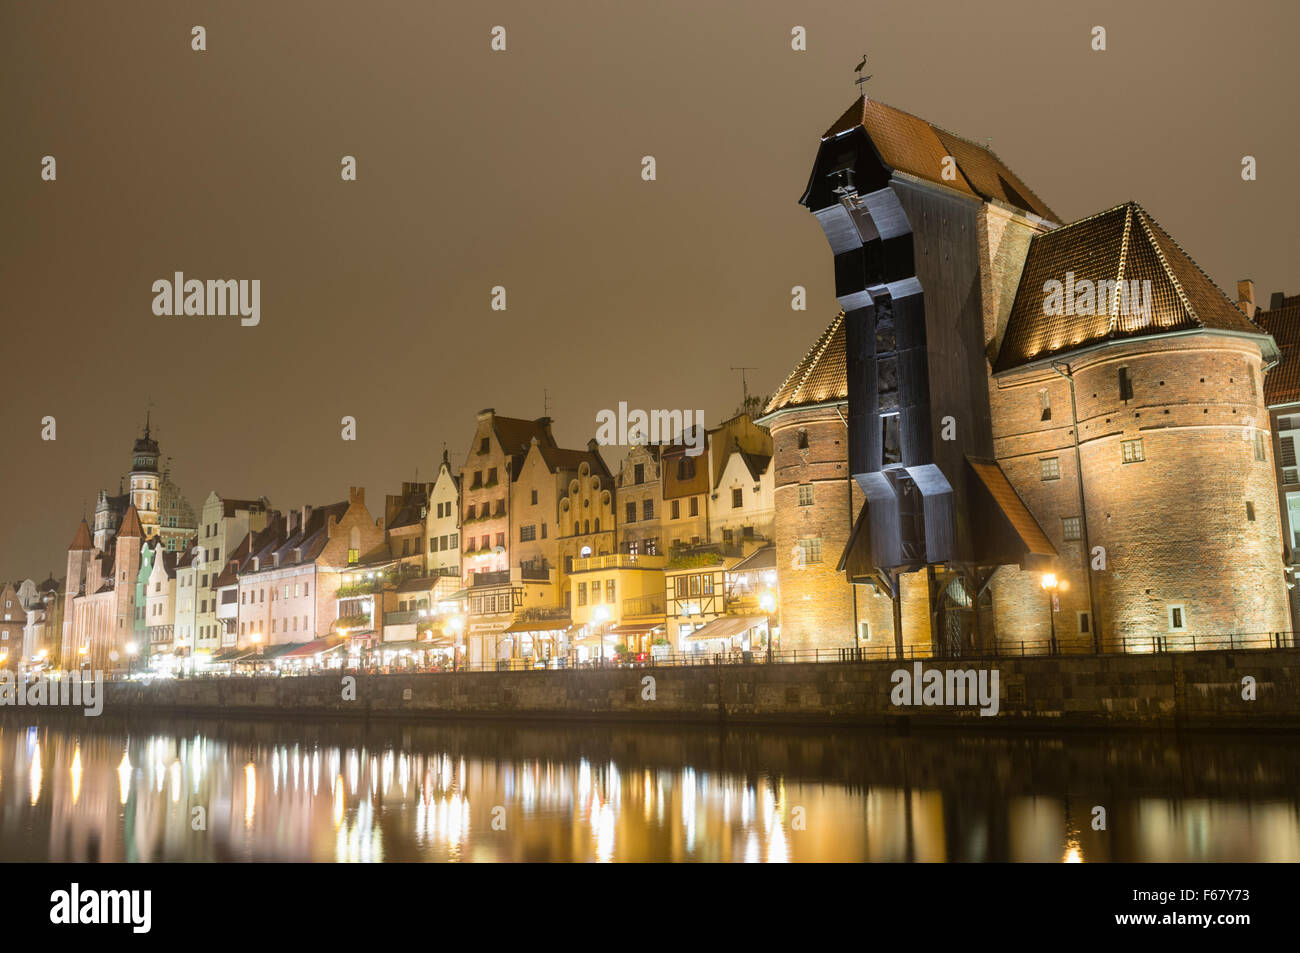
top-left (573, 553), bottom-right (666, 573)
top-left (470, 570), bottom-right (511, 588)
top-left (622, 593), bottom-right (665, 618)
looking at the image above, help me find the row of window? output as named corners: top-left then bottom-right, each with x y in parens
top-left (430, 533), bottom-right (459, 552)
top-left (576, 580), bottom-right (618, 606)
top-left (624, 500), bottom-right (656, 523)
top-left (240, 615), bottom-right (310, 636)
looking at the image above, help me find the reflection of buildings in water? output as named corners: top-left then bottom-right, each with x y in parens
top-left (41, 730), bottom-right (126, 862)
top-left (6, 722), bottom-right (1300, 862)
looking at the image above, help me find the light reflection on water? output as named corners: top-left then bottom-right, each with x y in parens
top-left (1, 718), bottom-right (1298, 862)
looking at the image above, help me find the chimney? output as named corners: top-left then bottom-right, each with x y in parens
top-left (1272, 291), bottom-right (1287, 311)
top-left (587, 437), bottom-right (600, 454)
top-left (1237, 279), bottom-right (1257, 317)
top-left (349, 486), bottom-right (364, 505)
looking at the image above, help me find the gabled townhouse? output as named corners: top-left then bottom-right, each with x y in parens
top-left (0, 581), bottom-right (23, 670)
top-left (427, 451), bottom-right (461, 584)
top-left (192, 493), bottom-right (271, 659)
top-left (231, 514), bottom-right (288, 655)
top-left (17, 575), bottom-right (62, 670)
top-left (661, 428), bottom-right (710, 552)
top-left (615, 442), bottom-right (663, 557)
top-left (459, 409), bottom-right (557, 583)
top-left (172, 538), bottom-right (200, 664)
top-left (143, 542), bottom-right (177, 667)
top-left (236, 492), bottom-right (384, 660)
top-left (706, 415), bottom-right (775, 550)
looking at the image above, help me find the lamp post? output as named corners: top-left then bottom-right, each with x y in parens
top-left (759, 591), bottom-right (777, 663)
top-left (1040, 573), bottom-right (1059, 654)
top-left (593, 606), bottom-right (611, 665)
top-left (447, 615), bottom-right (464, 671)
top-left (126, 641), bottom-right (139, 678)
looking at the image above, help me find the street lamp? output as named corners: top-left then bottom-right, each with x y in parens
top-left (447, 615), bottom-right (465, 671)
top-left (126, 641), bottom-right (139, 678)
top-left (1040, 573), bottom-right (1059, 654)
top-left (759, 591), bottom-right (777, 662)
top-left (593, 606), bottom-right (611, 663)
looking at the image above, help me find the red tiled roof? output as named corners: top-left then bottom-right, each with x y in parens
top-left (994, 202), bottom-right (1273, 372)
top-left (823, 97), bottom-right (1057, 222)
top-left (1258, 303), bottom-right (1300, 407)
top-left (68, 520), bottom-right (93, 551)
top-left (117, 504), bottom-right (144, 538)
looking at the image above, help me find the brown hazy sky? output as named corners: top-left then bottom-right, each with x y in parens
top-left (2, 0), bottom-right (1297, 580)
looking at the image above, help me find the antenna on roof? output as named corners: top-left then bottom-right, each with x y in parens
top-left (543, 387), bottom-right (550, 417)
top-left (854, 53), bottom-right (872, 94)
top-left (731, 366), bottom-right (757, 407)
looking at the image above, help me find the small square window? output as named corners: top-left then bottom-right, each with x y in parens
top-left (1040, 457), bottom-right (1060, 481)
top-left (1062, 516), bottom-right (1081, 541)
top-left (798, 484), bottom-right (814, 507)
top-left (1121, 439), bottom-right (1145, 464)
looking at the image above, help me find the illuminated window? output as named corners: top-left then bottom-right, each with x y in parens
top-left (798, 484), bottom-right (813, 506)
top-left (1121, 439), bottom-right (1144, 464)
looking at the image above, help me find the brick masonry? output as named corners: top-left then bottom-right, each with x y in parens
top-left (89, 650), bottom-right (1300, 729)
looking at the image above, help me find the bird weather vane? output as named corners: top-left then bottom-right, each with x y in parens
top-left (854, 54), bottom-right (872, 94)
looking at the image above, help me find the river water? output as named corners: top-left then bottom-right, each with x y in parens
top-left (1, 716), bottom-right (1297, 862)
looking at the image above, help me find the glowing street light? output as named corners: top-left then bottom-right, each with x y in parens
top-left (592, 606), bottom-right (611, 662)
top-left (759, 590), bottom-right (777, 662)
top-left (1041, 573), bottom-right (1059, 654)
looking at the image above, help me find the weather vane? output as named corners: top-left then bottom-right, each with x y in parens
top-left (854, 53), bottom-right (872, 93)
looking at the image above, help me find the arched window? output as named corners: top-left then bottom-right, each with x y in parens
top-left (584, 519), bottom-right (590, 535)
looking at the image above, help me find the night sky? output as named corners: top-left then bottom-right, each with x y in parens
top-left (2, 0), bottom-right (1296, 580)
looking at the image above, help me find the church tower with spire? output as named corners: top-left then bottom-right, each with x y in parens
top-left (129, 413), bottom-right (162, 541)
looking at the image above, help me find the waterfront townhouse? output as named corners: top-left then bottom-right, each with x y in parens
top-left (0, 581), bottom-right (22, 670)
top-left (661, 429), bottom-right (710, 552)
top-left (427, 451), bottom-right (461, 583)
top-left (172, 538), bottom-right (199, 662)
top-left (15, 575), bottom-right (62, 669)
top-left (142, 541), bottom-right (177, 666)
top-left (662, 541), bottom-right (774, 654)
top-left (192, 493), bottom-right (271, 659)
top-left (460, 409), bottom-right (557, 583)
top-left (706, 415), bottom-right (775, 550)
top-left (238, 492), bottom-right (384, 657)
top-left (615, 442), bottom-right (663, 557)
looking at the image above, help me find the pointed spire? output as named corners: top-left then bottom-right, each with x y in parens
top-left (118, 504), bottom-right (144, 539)
top-left (68, 520), bottom-right (93, 551)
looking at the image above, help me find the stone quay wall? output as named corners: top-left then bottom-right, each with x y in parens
top-left (87, 649), bottom-right (1300, 731)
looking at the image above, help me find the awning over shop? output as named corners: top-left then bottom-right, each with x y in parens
top-left (609, 621), bottom-right (664, 636)
top-left (684, 614), bottom-right (768, 642)
top-left (279, 638), bottom-right (346, 660)
top-left (210, 648), bottom-right (254, 663)
top-left (504, 619), bottom-right (572, 634)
